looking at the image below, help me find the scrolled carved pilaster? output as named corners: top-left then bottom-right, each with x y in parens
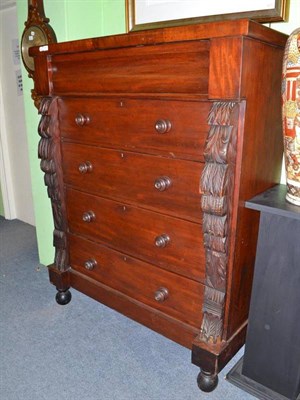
top-left (38, 96), bottom-right (68, 271)
top-left (199, 101), bottom-right (238, 343)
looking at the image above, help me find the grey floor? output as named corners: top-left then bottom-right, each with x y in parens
top-left (0, 217), bottom-right (256, 400)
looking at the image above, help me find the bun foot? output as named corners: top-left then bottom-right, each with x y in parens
top-left (197, 370), bottom-right (218, 392)
top-left (55, 289), bottom-right (72, 305)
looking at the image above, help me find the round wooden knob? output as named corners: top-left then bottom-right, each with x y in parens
top-left (82, 211), bottom-right (95, 223)
top-left (154, 176), bottom-right (172, 191)
top-left (155, 119), bottom-right (172, 134)
top-left (155, 234), bottom-right (170, 248)
top-left (75, 113), bottom-right (90, 126)
top-left (154, 287), bottom-right (169, 302)
top-left (78, 161), bottom-right (93, 174)
top-left (84, 259), bottom-right (97, 270)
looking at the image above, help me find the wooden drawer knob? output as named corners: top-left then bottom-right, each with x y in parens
top-left (75, 113), bottom-right (90, 126)
top-left (155, 119), bottom-right (172, 134)
top-left (155, 234), bottom-right (170, 248)
top-left (154, 176), bottom-right (172, 191)
top-left (78, 161), bottom-right (93, 174)
top-left (84, 259), bottom-right (97, 270)
top-left (154, 287), bottom-right (169, 302)
top-left (82, 211), bottom-right (95, 223)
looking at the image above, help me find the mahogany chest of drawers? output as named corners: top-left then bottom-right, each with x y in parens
top-left (30, 19), bottom-right (287, 392)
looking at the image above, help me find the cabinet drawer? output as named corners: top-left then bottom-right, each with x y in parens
top-left (59, 98), bottom-right (211, 161)
top-left (66, 188), bottom-right (205, 282)
top-left (68, 233), bottom-right (204, 328)
top-left (51, 41), bottom-right (209, 95)
top-left (62, 143), bottom-right (203, 222)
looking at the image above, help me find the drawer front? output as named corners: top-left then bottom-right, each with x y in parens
top-left (66, 188), bottom-right (205, 282)
top-left (68, 233), bottom-right (204, 328)
top-left (59, 98), bottom-right (211, 161)
top-left (62, 143), bottom-right (203, 222)
top-left (51, 41), bottom-right (209, 95)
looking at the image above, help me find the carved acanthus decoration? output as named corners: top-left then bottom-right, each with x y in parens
top-left (199, 101), bottom-right (238, 343)
top-left (200, 287), bottom-right (225, 342)
top-left (38, 97), bottom-right (68, 271)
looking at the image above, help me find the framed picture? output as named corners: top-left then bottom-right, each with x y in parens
top-left (126, 0), bottom-right (289, 31)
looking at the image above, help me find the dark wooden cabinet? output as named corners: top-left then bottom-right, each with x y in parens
top-left (30, 19), bottom-right (287, 392)
top-left (227, 185), bottom-right (300, 400)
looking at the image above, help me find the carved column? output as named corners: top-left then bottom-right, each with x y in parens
top-left (199, 101), bottom-right (238, 343)
top-left (38, 97), bottom-right (68, 271)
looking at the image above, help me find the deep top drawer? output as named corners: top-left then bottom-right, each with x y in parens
top-left (50, 41), bottom-right (209, 95)
top-left (59, 98), bottom-right (211, 161)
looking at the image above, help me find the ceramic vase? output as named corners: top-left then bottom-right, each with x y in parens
top-left (282, 27), bottom-right (300, 206)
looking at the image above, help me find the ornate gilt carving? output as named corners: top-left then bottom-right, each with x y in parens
top-left (31, 89), bottom-right (43, 109)
top-left (199, 101), bottom-right (238, 343)
top-left (21, 0), bottom-right (57, 79)
top-left (38, 97), bottom-right (68, 271)
top-left (21, 1), bottom-right (56, 109)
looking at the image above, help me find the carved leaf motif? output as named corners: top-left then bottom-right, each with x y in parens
top-left (207, 101), bottom-right (236, 126)
top-left (203, 213), bottom-right (228, 237)
top-left (40, 159), bottom-right (56, 174)
top-left (38, 137), bottom-right (53, 159)
top-left (200, 313), bottom-right (223, 343)
top-left (201, 194), bottom-right (227, 216)
top-left (204, 125), bottom-right (234, 164)
top-left (38, 115), bottom-right (51, 138)
top-left (200, 286), bottom-right (226, 343)
top-left (204, 234), bottom-right (227, 254)
top-left (38, 96), bottom-right (68, 271)
top-left (202, 286), bottom-right (225, 315)
top-left (200, 163), bottom-right (229, 197)
top-left (53, 230), bottom-right (67, 270)
top-left (205, 249), bottom-right (227, 290)
top-left (39, 97), bottom-right (52, 114)
top-left (199, 101), bottom-right (238, 344)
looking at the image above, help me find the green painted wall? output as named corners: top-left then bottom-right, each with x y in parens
top-left (16, 0), bottom-right (126, 265)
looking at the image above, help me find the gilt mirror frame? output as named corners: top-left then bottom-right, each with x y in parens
top-left (126, 0), bottom-right (289, 32)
